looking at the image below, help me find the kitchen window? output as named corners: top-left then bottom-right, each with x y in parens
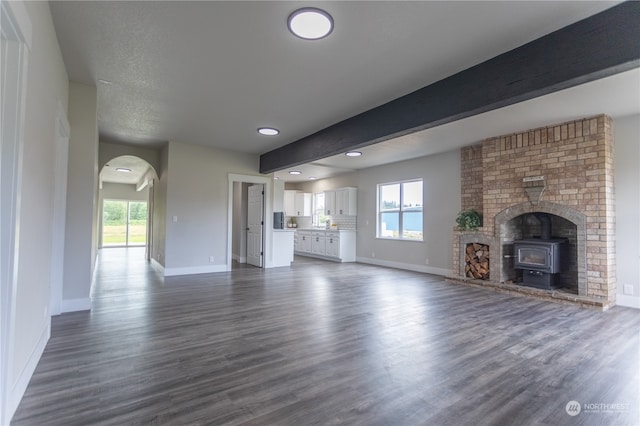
top-left (313, 192), bottom-right (328, 226)
top-left (377, 179), bottom-right (423, 240)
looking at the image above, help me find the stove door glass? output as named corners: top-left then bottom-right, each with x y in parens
top-left (518, 247), bottom-right (548, 268)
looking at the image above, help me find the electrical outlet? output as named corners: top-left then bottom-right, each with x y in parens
top-left (425, 258), bottom-right (430, 265)
top-left (172, 215), bottom-right (178, 223)
top-left (623, 284), bottom-right (634, 296)
top-left (372, 251), bottom-right (375, 258)
top-left (209, 256), bottom-right (215, 263)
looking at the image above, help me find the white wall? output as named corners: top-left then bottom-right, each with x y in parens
top-left (4, 0), bottom-right (69, 421)
top-left (164, 141), bottom-right (259, 275)
top-left (614, 114), bottom-right (640, 309)
top-left (295, 149), bottom-right (461, 275)
top-left (355, 150), bottom-right (460, 274)
top-left (151, 145), bottom-right (168, 267)
top-left (273, 178), bottom-right (285, 212)
top-left (62, 82), bottom-right (98, 312)
top-left (100, 182), bottom-right (148, 202)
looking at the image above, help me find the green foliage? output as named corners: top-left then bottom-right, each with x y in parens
top-left (456, 209), bottom-right (483, 231)
top-left (103, 200), bottom-right (147, 225)
top-left (103, 200), bottom-right (127, 225)
top-left (129, 202), bottom-right (147, 222)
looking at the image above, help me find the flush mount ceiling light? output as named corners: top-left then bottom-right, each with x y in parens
top-left (115, 167), bottom-right (132, 172)
top-left (258, 127), bottom-right (280, 136)
top-left (345, 151), bottom-right (362, 157)
top-left (288, 8), bottom-right (334, 40)
top-left (289, 171), bottom-right (302, 175)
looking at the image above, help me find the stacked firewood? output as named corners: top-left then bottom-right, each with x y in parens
top-left (465, 243), bottom-right (489, 280)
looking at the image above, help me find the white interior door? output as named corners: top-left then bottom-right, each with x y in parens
top-left (247, 184), bottom-right (264, 267)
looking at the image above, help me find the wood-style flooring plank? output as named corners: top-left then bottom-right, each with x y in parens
top-left (11, 248), bottom-right (640, 425)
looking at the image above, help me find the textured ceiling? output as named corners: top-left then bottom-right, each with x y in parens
top-left (50, 1), bottom-right (637, 182)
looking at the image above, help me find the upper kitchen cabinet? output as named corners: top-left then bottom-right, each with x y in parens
top-left (295, 192), bottom-right (312, 216)
top-left (284, 190), bottom-right (312, 216)
top-left (284, 190), bottom-right (296, 216)
top-left (325, 187), bottom-right (357, 216)
top-left (324, 190), bottom-right (335, 216)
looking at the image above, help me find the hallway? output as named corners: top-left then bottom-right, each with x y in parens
top-left (11, 249), bottom-right (640, 425)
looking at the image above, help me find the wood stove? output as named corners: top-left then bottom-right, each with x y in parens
top-left (514, 238), bottom-right (567, 289)
top-left (513, 213), bottom-right (567, 290)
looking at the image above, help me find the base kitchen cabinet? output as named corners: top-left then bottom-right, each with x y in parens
top-left (296, 231), bottom-right (312, 253)
top-left (325, 233), bottom-right (340, 258)
top-left (311, 232), bottom-right (326, 255)
top-left (294, 229), bottom-right (355, 262)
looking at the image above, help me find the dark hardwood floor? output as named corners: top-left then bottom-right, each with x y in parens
top-left (12, 248), bottom-right (640, 425)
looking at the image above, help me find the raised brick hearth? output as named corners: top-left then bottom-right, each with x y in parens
top-left (450, 115), bottom-right (615, 309)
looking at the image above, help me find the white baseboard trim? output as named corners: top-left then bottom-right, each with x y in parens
top-left (616, 294), bottom-right (640, 309)
top-left (8, 322), bottom-right (50, 422)
top-left (232, 254), bottom-right (247, 263)
top-left (61, 297), bottom-right (91, 313)
top-left (151, 258), bottom-right (165, 274)
top-left (164, 264), bottom-right (228, 277)
top-left (356, 256), bottom-right (452, 277)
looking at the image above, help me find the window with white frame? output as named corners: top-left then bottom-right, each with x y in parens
top-left (377, 179), bottom-right (423, 240)
top-left (312, 192), bottom-right (328, 226)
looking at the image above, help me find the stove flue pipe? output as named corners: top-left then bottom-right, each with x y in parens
top-left (533, 213), bottom-right (552, 240)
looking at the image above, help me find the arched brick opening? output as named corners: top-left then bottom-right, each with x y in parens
top-left (494, 201), bottom-right (586, 296)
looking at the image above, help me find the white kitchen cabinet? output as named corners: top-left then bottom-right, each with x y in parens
top-left (325, 233), bottom-right (340, 258)
top-left (284, 190), bottom-right (296, 217)
top-left (311, 232), bottom-right (326, 255)
top-left (272, 230), bottom-right (295, 267)
top-left (324, 187), bottom-right (357, 216)
top-left (324, 190), bottom-right (336, 216)
top-left (294, 230), bottom-right (355, 262)
top-left (284, 190), bottom-right (312, 216)
top-left (297, 231), bottom-right (312, 253)
top-left (294, 192), bottom-right (312, 216)
top-left (335, 187), bottom-right (357, 216)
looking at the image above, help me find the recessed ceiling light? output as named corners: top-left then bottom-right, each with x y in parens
top-left (288, 8), bottom-right (334, 40)
top-left (115, 167), bottom-right (132, 173)
top-left (345, 151), bottom-right (362, 157)
top-left (308, 176), bottom-right (317, 180)
top-left (258, 127), bottom-right (280, 136)
top-left (98, 79), bottom-right (113, 85)
top-left (289, 171), bottom-right (302, 175)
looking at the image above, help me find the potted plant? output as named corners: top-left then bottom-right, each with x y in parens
top-left (288, 217), bottom-right (297, 228)
top-left (456, 209), bottom-right (483, 231)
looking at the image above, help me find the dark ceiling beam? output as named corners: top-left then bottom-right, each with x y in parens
top-left (260, 1), bottom-right (640, 174)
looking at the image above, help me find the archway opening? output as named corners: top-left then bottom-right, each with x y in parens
top-left (99, 156), bottom-right (159, 258)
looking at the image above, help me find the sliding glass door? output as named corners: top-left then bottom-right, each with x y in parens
top-left (102, 199), bottom-right (147, 247)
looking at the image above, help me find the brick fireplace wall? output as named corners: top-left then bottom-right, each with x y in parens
top-left (453, 115), bottom-right (616, 304)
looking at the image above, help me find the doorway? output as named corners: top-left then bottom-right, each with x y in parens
top-left (227, 174), bottom-right (272, 271)
top-left (246, 184), bottom-right (264, 267)
top-left (102, 200), bottom-right (148, 247)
